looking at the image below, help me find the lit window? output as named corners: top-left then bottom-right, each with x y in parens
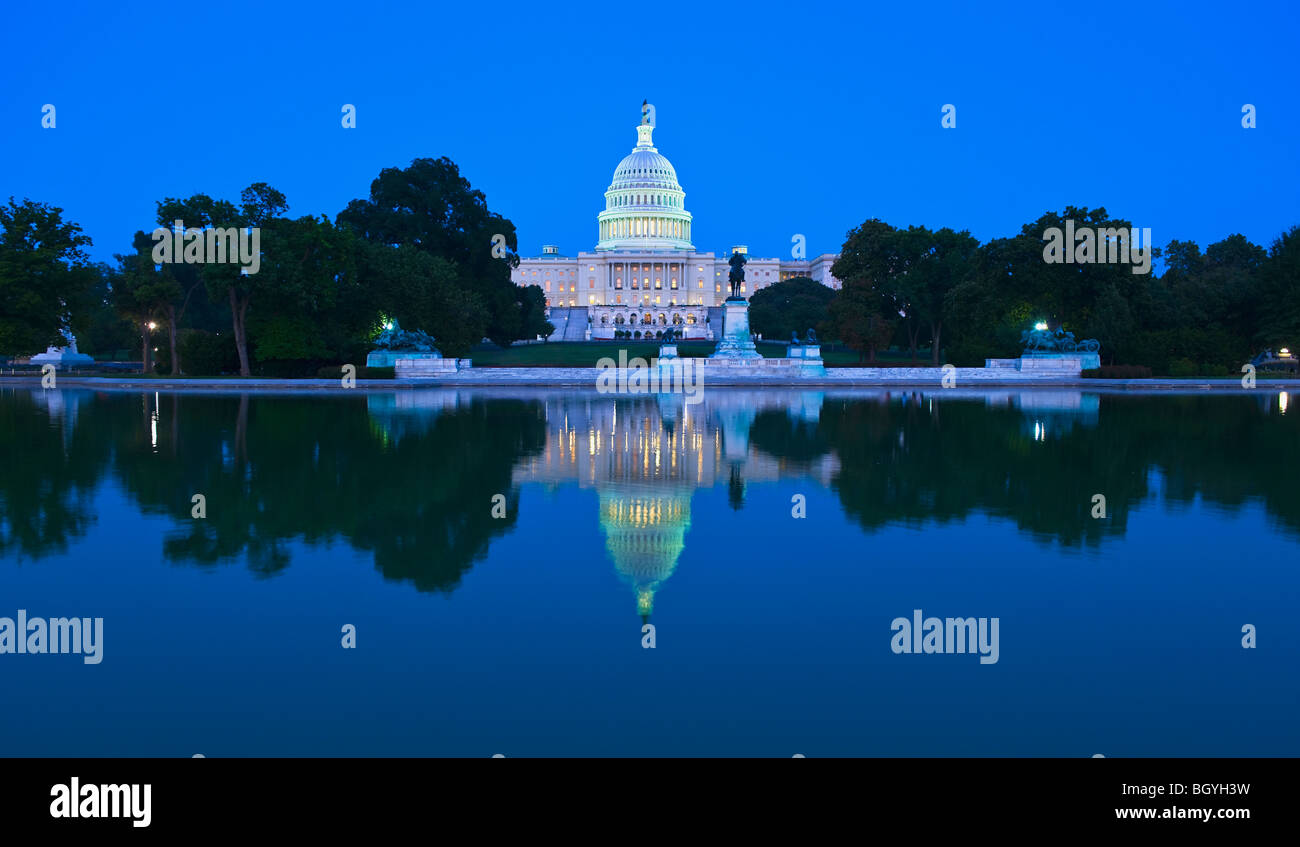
top-left (589, 279), bottom-right (595, 288)
top-left (697, 280), bottom-right (703, 288)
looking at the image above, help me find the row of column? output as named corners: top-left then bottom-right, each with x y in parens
top-left (601, 217), bottom-right (689, 241)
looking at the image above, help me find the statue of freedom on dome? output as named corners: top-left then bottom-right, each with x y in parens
top-left (727, 250), bottom-right (747, 299)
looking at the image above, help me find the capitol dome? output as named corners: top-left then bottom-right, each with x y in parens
top-left (596, 107), bottom-right (694, 252)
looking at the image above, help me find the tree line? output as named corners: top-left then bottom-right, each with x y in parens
top-left (0, 158), bottom-right (552, 375)
top-left (749, 207), bottom-right (1299, 374)
top-left (4, 175), bottom-right (1297, 376)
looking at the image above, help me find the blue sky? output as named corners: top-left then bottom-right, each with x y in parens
top-left (2, 0), bottom-right (1297, 265)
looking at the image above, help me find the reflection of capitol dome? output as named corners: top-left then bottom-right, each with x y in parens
top-left (598, 486), bottom-right (692, 620)
top-left (595, 112), bottom-right (694, 252)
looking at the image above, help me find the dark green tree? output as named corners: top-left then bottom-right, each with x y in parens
top-left (748, 276), bottom-right (835, 341)
top-left (338, 157), bottom-right (549, 346)
top-left (0, 198), bottom-right (97, 356)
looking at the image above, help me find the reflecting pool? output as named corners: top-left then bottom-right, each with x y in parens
top-left (1, 386), bottom-right (1296, 756)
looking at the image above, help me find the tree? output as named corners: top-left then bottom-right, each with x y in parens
top-left (897, 226), bottom-right (979, 364)
top-left (0, 198), bottom-right (97, 356)
top-left (829, 220), bottom-right (905, 361)
top-left (827, 280), bottom-right (895, 362)
top-left (748, 276), bottom-right (835, 340)
top-left (337, 157), bottom-right (540, 346)
top-left (1258, 225), bottom-right (1300, 347)
top-left (941, 207), bottom-right (1149, 365)
top-left (80, 264), bottom-right (138, 358)
top-left (240, 214), bottom-right (368, 369)
top-left (365, 244), bottom-right (489, 358)
top-left (201, 183), bottom-right (287, 375)
top-left (142, 194), bottom-right (239, 374)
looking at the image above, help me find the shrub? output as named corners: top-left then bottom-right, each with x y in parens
top-left (1200, 363), bottom-right (1229, 377)
top-left (1168, 358), bottom-right (1198, 377)
top-left (152, 330), bottom-right (240, 375)
top-left (1081, 364), bottom-right (1153, 379)
top-left (315, 365), bottom-right (395, 379)
top-left (257, 358), bottom-right (331, 378)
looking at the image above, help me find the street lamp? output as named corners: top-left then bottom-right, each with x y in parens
top-left (1034, 322), bottom-right (1048, 331)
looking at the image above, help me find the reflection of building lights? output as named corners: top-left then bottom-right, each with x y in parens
top-left (1280, 392), bottom-right (1290, 414)
top-left (1033, 420), bottom-right (1046, 441)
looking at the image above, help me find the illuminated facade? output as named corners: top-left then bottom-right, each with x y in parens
top-left (512, 107), bottom-right (841, 339)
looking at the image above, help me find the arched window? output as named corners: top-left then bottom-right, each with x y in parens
top-left (615, 314), bottom-right (625, 325)
top-left (686, 314), bottom-right (696, 325)
top-left (657, 313), bottom-right (667, 325)
top-left (672, 313), bottom-right (684, 325)
top-left (601, 315), bottom-right (609, 325)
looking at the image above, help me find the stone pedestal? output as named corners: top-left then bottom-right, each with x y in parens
top-left (710, 298), bottom-right (761, 360)
top-left (394, 357), bottom-right (459, 378)
top-left (785, 343), bottom-right (827, 377)
top-left (367, 350), bottom-right (443, 368)
top-left (658, 343), bottom-right (679, 359)
top-left (984, 353), bottom-right (1099, 374)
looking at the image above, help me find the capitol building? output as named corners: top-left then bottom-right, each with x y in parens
top-left (512, 106), bottom-right (842, 341)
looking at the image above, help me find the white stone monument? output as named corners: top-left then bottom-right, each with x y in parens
top-left (30, 330), bottom-right (94, 368)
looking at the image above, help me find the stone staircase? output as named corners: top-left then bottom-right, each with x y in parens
top-left (543, 308), bottom-right (589, 342)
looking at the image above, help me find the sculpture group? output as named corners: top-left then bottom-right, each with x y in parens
top-left (1020, 326), bottom-right (1100, 355)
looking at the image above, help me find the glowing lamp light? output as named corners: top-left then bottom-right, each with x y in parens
top-left (1034, 322), bottom-right (1048, 331)
top-left (384, 321), bottom-right (394, 331)
top-left (147, 321), bottom-right (157, 331)
top-left (1279, 348), bottom-right (1291, 357)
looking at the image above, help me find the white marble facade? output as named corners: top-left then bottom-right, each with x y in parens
top-left (512, 107), bottom-right (841, 338)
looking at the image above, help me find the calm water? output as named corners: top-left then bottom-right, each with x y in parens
top-left (1, 386), bottom-right (1297, 757)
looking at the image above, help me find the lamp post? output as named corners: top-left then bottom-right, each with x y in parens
top-left (142, 321), bottom-right (157, 374)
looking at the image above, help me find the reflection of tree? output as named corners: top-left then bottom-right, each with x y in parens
top-left (727, 465), bottom-right (745, 511)
top-left (0, 390), bottom-right (110, 560)
top-left (747, 409), bottom-right (831, 464)
top-left (5, 389), bottom-right (1300, 578)
top-left (105, 393), bottom-right (546, 591)
top-left (815, 394), bottom-right (1300, 546)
